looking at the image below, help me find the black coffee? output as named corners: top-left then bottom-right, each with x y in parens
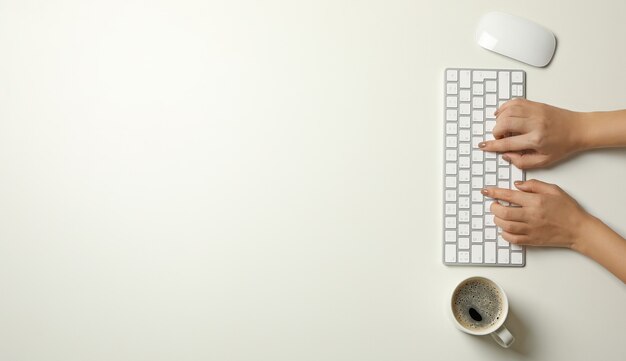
top-left (452, 278), bottom-right (503, 331)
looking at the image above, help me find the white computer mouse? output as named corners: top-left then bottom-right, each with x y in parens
top-left (476, 11), bottom-right (556, 67)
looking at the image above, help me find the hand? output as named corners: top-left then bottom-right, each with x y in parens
top-left (479, 99), bottom-right (585, 169)
top-left (481, 179), bottom-right (592, 248)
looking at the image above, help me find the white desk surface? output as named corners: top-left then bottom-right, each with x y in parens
top-left (1, 0), bottom-right (625, 360)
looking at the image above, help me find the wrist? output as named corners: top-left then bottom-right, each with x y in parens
top-left (571, 214), bottom-right (604, 255)
top-left (572, 111), bottom-right (596, 151)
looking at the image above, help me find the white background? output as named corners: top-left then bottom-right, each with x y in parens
top-left (0, 0), bottom-right (625, 360)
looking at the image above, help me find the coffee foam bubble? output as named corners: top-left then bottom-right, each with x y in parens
top-left (452, 279), bottom-right (503, 331)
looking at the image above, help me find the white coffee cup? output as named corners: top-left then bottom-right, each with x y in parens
top-left (449, 276), bottom-right (515, 348)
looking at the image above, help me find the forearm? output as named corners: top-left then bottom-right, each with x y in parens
top-left (577, 110), bottom-right (626, 150)
top-left (573, 215), bottom-right (626, 283)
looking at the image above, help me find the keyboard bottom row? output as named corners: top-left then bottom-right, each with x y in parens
top-left (444, 242), bottom-right (524, 266)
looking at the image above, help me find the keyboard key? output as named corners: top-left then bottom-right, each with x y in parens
top-left (446, 109), bottom-right (458, 121)
top-left (459, 116), bottom-right (470, 128)
top-left (460, 103), bottom-right (470, 115)
top-left (471, 244), bottom-right (483, 263)
top-left (445, 217), bottom-right (456, 228)
top-left (485, 227), bottom-right (496, 240)
top-left (485, 120), bottom-right (496, 132)
top-left (446, 122), bottom-right (458, 135)
top-left (459, 170), bottom-right (470, 182)
top-left (458, 237), bottom-right (470, 249)
top-left (447, 82), bottom-right (458, 95)
top-left (458, 251), bottom-right (470, 263)
top-left (485, 80), bottom-right (497, 92)
top-left (445, 230), bottom-right (456, 242)
top-left (460, 70), bottom-right (471, 88)
top-left (511, 165), bottom-right (524, 183)
top-left (472, 124), bottom-right (484, 136)
top-left (484, 242), bottom-right (496, 263)
top-left (511, 252), bottom-right (524, 264)
top-left (472, 190), bottom-right (483, 202)
top-left (445, 244), bottom-right (457, 262)
top-left (498, 249), bottom-right (510, 264)
top-left (446, 203), bottom-right (457, 215)
top-left (479, 70), bottom-right (496, 80)
top-left (459, 143), bottom-right (470, 155)
top-left (472, 217), bottom-right (483, 230)
top-left (446, 163), bottom-right (457, 175)
top-left (459, 129), bottom-right (470, 141)
top-left (446, 69), bottom-right (458, 81)
top-left (472, 177), bottom-right (483, 189)
top-left (459, 224), bottom-right (470, 235)
top-left (472, 203), bottom-right (483, 216)
top-left (445, 190), bottom-right (456, 202)
top-left (498, 234), bottom-right (509, 247)
top-left (486, 93), bottom-right (497, 105)
top-left (472, 83), bottom-right (484, 95)
top-left (472, 137), bottom-right (483, 150)
top-left (471, 231), bottom-right (483, 243)
top-left (446, 149), bottom-right (457, 161)
top-left (446, 96), bottom-right (458, 108)
top-left (473, 97), bottom-right (484, 109)
top-left (446, 136), bottom-right (458, 148)
top-left (460, 89), bottom-right (471, 101)
top-left (511, 71), bottom-right (524, 83)
top-left (459, 156), bottom-right (470, 168)
top-left (471, 163), bottom-right (483, 175)
top-left (512, 84), bottom-right (520, 97)
top-left (446, 176), bottom-right (457, 188)
top-left (472, 110), bottom-right (484, 122)
top-left (498, 71), bottom-right (510, 99)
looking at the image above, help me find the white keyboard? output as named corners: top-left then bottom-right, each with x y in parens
top-left (443, 68), bottom-right (526, 266)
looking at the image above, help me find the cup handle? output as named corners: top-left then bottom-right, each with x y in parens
top-left (490, 325), bottom-right (515, 348)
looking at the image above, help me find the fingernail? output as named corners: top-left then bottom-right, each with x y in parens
top-left (478, 142), bottom-right (487, 148)
top-left (502, 154), bottom-right (511, 162)
top-left (481, 188), bottom-right (489, 195)
top-left (514, 181), bottom-right (523, 186)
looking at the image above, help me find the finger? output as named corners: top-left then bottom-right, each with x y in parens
top-left (494, 217), bottom-right (528, 234)
top-left (490, 202), bottom-right (526, 221)
top-left (514, 179), bottom-right (562, 195)
top-left (494, 98), bottom-right (529, 116)
top-left (500, 231), bottom-right (530, 245)
top-left (481, 187), bottom-right (533, 206)
top-left (492, 117), bottom-right (529, 139)
top-left (503, 152), bottom-right (549, 170)
top-left (495, 104), bottom-right (529, 120)
top-left (479, 134), bottom-right (534, 152)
